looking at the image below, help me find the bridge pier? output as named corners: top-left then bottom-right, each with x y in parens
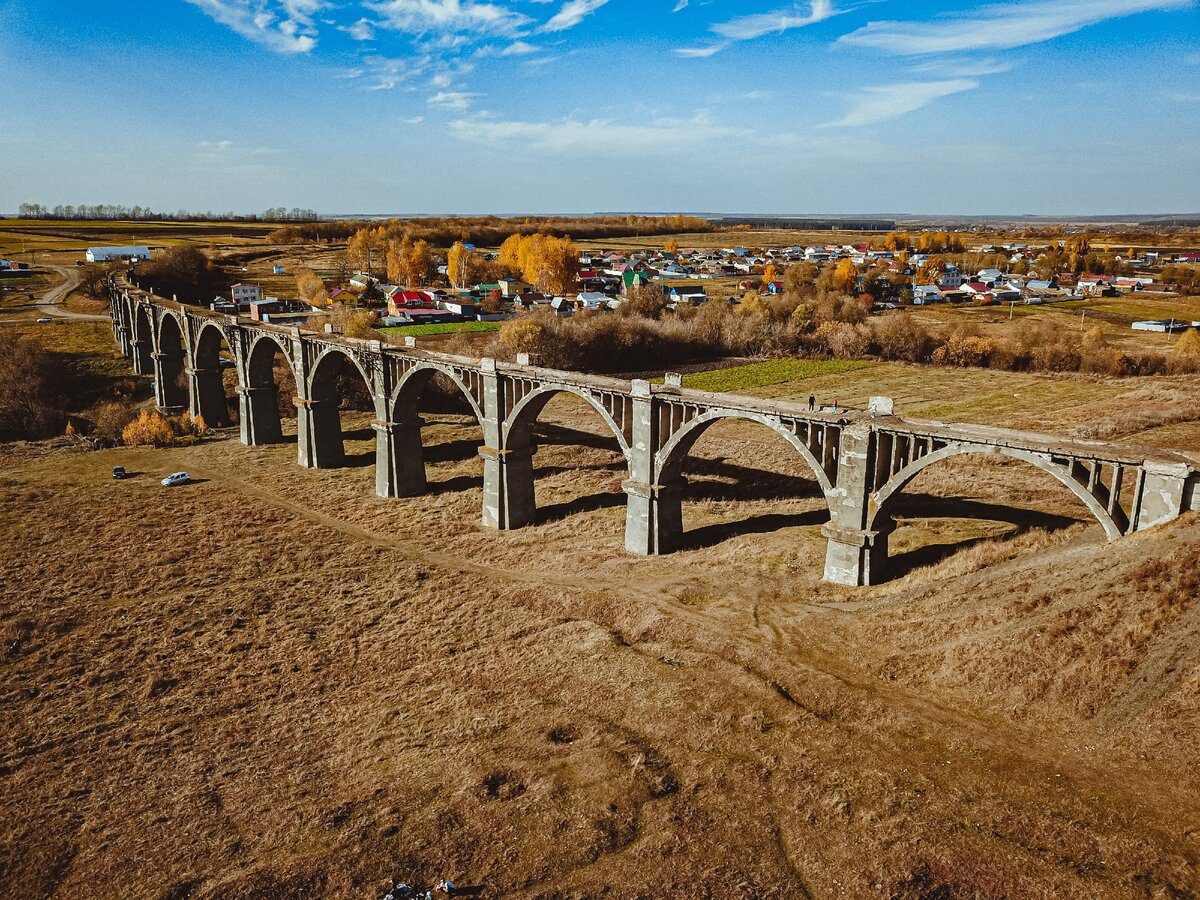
top-left (480, 445), bottom-right (536, 529)
top-left (821, 522), bottom-right (892, 587)
top-left (238, 385), bottom-right (284, 445)
top-left (189, 366), bottom-right (229, 427)
top-left (623, 478), bottom-right (684, 554)
top-left (130, 338), bottom-right (152, 376)
top-left (151, 350), bottom-right (187, 414)
top-left (374, 418), bottom-right (428, 498)
top-left (296, 398), bottom-right (344, 468)
top-left (1134, 462), bottom-right (1193, 531)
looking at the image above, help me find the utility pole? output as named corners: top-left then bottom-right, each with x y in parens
top-left (1080, 309), bottom-right (1086, 332)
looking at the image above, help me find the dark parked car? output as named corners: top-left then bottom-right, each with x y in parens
top-left (112, 466), bottom-right (127, 479)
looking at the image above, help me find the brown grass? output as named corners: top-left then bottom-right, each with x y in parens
top-left (2, 387), bottom-right (1200, 898)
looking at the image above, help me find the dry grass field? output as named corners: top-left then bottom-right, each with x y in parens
top-left (3, 365), bottom-right (1200, 898)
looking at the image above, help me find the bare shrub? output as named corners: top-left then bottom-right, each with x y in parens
top-left (872, 314), bottom-right (932, 362)
top-left (0, 335), bottom-right (64, 440)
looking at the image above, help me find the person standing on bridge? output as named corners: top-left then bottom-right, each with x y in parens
top-left (808, 394), bottom-right (815, 412)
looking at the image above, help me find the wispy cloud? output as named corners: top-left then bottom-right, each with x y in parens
top-left (184, 0), bottom-right (325, 53)
top-left (712, 0), bottom-right (838, 40)
top-left (676, 0), bottom-right (839, 58)
top-left (823, 79), bottom-right (978, 127)
top-left (364, 0), bottom-right (532, 39)
top-left (447, 110), bottom-right (741, 155)
top-left (429, 90), bottom-right (480, 108)
top-left (340, 17), bottom-right (376, 40)
top-left (840, 0), bottom-right (1194, 56)
top-left (540, 0), bottom-right (609, 33)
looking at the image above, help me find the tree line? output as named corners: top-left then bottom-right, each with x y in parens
top-left (15, 203), bottom-right (319, 222)
top-left (268, 214), bottom-right (717, 247)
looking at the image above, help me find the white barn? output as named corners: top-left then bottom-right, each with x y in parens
top-left (86, 245), bottom-right (151, 263)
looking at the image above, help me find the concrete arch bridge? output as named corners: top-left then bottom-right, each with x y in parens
top-left (109, 287), bottom-right (1200, 586)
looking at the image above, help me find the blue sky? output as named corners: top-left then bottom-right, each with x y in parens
top-left (1, 0), bottom-right (1198, 215)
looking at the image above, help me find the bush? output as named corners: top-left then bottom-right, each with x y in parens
top-left (872, 314), bottom-right (932, 362)
top-left (121, 411), bottom-right (177, 447)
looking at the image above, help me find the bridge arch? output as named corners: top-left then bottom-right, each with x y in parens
top-left (191, 321), bottom-right (238, 427)
top-left (391, 363), bottom-right (484, 427)
top-left (378, 364), bottom-right (488, 498)
top-left (657, 410), bottom-right (835, 495)
top-left (154, 311), bottom-right (187, 410)
top-left (303, 346), bottom-right (382, 469)
top-left (869, 443), bottom-right (1125, 542)
top-left (504, 385), bottom-right (632, 460)
top-left (240, 332), bottom-right (297, 444)
top-left (494, 385), bottom-right (634, 533)
top-left (649, 410), bottom-right (835, 552)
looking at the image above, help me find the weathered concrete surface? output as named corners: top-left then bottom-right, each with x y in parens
top-left (109, 285), bottom-right (1200, 586)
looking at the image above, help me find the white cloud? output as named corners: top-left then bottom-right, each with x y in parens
top-left (365, 0), bottom-right (532, 38)
top-left (341, 17), bottom-right (376, 40)
top-left (907, 57), bottom-right (1015, 77)
top-left (675, 44), bottom-right (724, 58)
top-left (677, 0), bottom-right (839, 58)
top-left (672, 0), bottom-right (688, 9)
top-left (840, 0), bottom-right (1194, 56)
top-left (446, 110), bottom-right (741, 155)
top-left (184, 0), bottom-right (324, 52)
top-left (711, 0), bottom-right (838, 40)
top-left (1188, 52), bottom-right (1200, 64)
top-left (501, 39), bottom-right (538, 55)
top-left (540, 0), bottom-right (609, 33)
top-left (429, 90), bottom-right (480, 108)
top-left (823, 79), bottom-right (978, 127)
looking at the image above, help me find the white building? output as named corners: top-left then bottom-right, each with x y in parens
top-left (231, 283), bottom-right (261, 305)
top-left (86, 245), bottom-right (151, 263)
top-left (937, 265), bottom-right (964, 290)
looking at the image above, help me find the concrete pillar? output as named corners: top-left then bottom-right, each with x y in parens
top-left (130, 339), bottom-right (151, 375)
top-left (238, 386), bottom-right (283, 445)
top-left (821, 521), bottom-right (892, 587)
top-left (478, 358), bottom-right (539, 530)
top-left (623, 380), bottom-right (686, 554)
top-left (188, 366), bottom-right (229, 426)
top-left (1133, 462), bottom-right (1191, 531)
top-left (152, 350), bottom-right (186, 414)
top-left (374, 417), bottom-right (427, 498)
top-left (821, 425), bottom-right (880, 586)
top-left (480, 444), bottom-right (536, 528)
top-left (624, 477), bottom-right (684, 554)
top-left (296, 398), bottom-right (343, 468)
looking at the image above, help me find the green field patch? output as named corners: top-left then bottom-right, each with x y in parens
top-left (662, 359), bottom-right (874, 393)
top-left (379, 321), bottom-right (501, 336)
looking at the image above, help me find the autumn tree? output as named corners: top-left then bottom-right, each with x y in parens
top-left (347, 226), bottom-right (387, 274)
top-left (296, 269), bottom-right (329, 305)
top-left (761, 263), bottom-right (779, 286)
top-left (386, 235), bottom-right (433, 286)
top-left (447, 241), bottom-right (483, 289)
top-left (832, 258), bottom-right (859, 293)
top-left (663, 237), bottom-right (679, 255)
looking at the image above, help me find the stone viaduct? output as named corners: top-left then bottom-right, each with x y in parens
top-left (109, 285), bottom-right (1200, 586)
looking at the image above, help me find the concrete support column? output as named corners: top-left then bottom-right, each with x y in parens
top-left (822, 424), bottom-right (879, 586)
top-left (151, 350), bottom-right (186, 414)
top-left (238, 385), bottom-right (283, 446)
top-left (296, 398), bottom-right (343, 468)
top-left (480, 444), bottom-right (536, 529)
top-left (1133, 462), bottom-right (1191, 531)
top-left (821, 521), bottom-right (892, 587)
top-left (623, 477), bottom-right (684, 554)
top-left (130, 339), bottom-right (151, 375)
top-left (188, 366), bottom-right (229, 426)
top-left (374, 417), bottom-right (427, 498)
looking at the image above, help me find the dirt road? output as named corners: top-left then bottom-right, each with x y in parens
top-left (0, 263), bottom-right (109, 321)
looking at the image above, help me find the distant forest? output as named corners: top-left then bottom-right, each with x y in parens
top-left (14, 203), bottom-right (320, 222)
top-left (266, 214), bottom-right (719, 247)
